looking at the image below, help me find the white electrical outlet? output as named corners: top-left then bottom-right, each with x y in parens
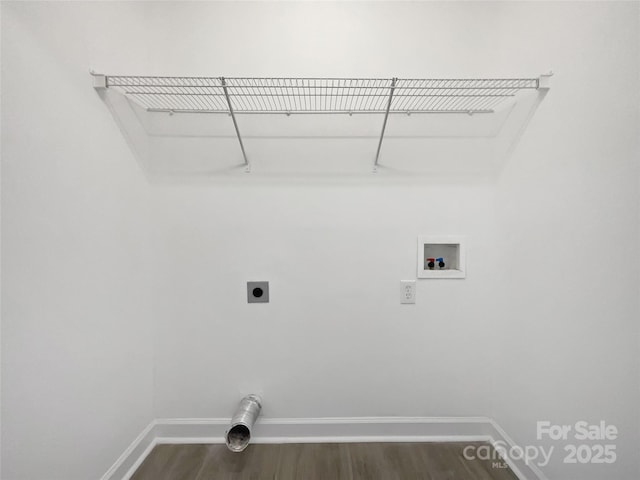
top-left (400, 280), bottom-right (416, 304)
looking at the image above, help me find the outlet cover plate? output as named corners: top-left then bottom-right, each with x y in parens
top-left (400, 280), bottom-right (416, 304)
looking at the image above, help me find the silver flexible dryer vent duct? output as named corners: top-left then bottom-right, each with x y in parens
top-left (225, 395), bottom-right (262, 452)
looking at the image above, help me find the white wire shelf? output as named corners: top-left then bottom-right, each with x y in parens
top-left (99, 76), bottom-right (539, 115)
top-left (92, 73), bottom-right (550, 171)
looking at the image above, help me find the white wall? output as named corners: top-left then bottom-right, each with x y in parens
top-left (145, 3), bottom-right (639, 479)
top-left (152, 181), bottom-right (498, 418)
top-left (492, 3), bottom-right (640, 480)
top-left (1, 2), bottom-right (638, 480)
top-left (144, 1), bottom-right (505, 420)
top-left (1, 3), bottom-right (156, 479)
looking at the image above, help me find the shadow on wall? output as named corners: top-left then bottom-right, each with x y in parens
top-left (95, 86), bottom-right (549, 181)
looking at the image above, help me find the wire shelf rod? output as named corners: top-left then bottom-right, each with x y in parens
top-left (374, 78), bottom-right (397, 169)
top-left (144, 108), bottom-right (496, 115)
top-left (123, 91), bottom-right (521, 99)
top-left (107, 80), bottom-right (537, 88)
top-left (220, 77), bottom-right (249, 169)
top-left (107, 75), bottom-right (536, 82)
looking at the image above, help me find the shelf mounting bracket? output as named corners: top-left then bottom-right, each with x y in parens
top-left (537, 71), bottom-right (553, 90)
top-left (373, 77), bottom-right (397, 173)
top-left (220, 77), bottom-right (250, 172)
top-left (90, 70), bottom-right (107, 90)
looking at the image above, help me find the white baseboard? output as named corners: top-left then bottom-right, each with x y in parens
top-left (99, 421), bottom-right (157, 480)
top-left (488, 418), bottom-right (549, 480)
top-left (101, 416), bottom-right (547, 480)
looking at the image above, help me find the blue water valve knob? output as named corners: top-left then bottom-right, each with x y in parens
top-left (436, 257), bottom-right (445, 269)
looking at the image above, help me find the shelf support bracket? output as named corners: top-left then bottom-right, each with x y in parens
top-left (221, 77), bottom-right (250, 172)
top-left (537, 71), bottom-right (553, 90)
top-left (373, 77), bottom-right (397, 172)
top-left (90, 70), bottom-right (107, 90)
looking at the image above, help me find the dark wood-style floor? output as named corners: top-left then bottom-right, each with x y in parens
top-left (131, 442), bottom-right (519, 480)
